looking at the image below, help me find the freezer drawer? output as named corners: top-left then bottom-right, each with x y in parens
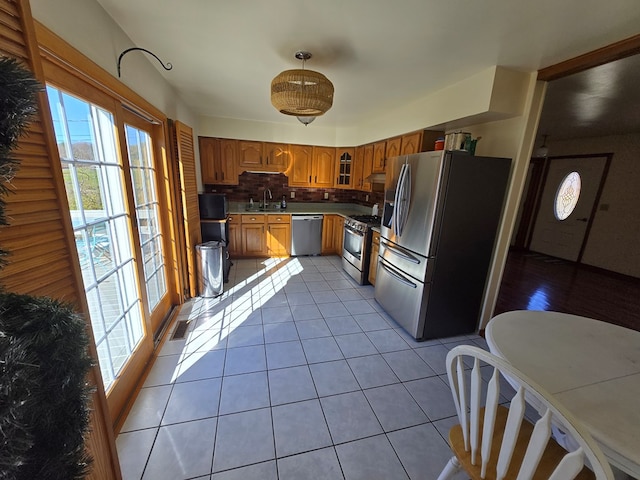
top-left (374, 257), bottom-right (428, 339)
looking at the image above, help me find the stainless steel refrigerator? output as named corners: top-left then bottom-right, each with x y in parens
top-left (374, 150), bottom-right (511, 340)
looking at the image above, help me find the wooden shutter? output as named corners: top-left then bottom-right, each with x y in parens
top-left (0, 1), bottom-right (122, 479)
top-left (173, 120), bottom-right (201, 298)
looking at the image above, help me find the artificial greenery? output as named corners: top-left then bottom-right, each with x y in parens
top-left (0, 56), bottom-right (93, 479)
top-left (0, 292), bottom-right (93, 479)
top-left (0, 57), bottom-right (41, 264)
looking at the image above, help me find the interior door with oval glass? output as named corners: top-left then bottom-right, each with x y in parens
top-left (529, 155), bottom-right (608, 261)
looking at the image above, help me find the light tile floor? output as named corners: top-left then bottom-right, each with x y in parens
top-left (117, 256), bottom-right (489, 480)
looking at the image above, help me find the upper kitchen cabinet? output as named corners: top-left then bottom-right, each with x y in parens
top-left (400, 131), bottom-right (423, 155)
top-left (263, 142), bottom-right (290, 172)
top-left (238, 140), bottom-right (289, 173)
top-left (289, 144), bottom-right (314, 186)
top-left (372, 141), bottom-right (386, 173)
top-left (289, 145), bottom-right (335, 187)
top-left (385, 136), bottom-right (402, 161)
top-left (238, 140), bottom-right (263, 169)
top-left (335, 147), bottom-right (355, 189)
top-left (313, 146), bottom-right (336, 188)
top-left (199, 137), bottom-right (238, 185)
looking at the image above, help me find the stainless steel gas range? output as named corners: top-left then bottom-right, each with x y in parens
top-left (341, 214), bottom-right (382, 285)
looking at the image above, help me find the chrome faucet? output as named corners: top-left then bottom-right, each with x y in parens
top-left (263, 188), bottom-right (272, 209)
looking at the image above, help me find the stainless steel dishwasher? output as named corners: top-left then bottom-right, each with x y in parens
top-left (291, 214), bottom-right (323, 256)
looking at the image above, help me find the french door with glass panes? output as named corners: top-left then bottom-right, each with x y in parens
top-left (46, 84), bottom-right (172, 411)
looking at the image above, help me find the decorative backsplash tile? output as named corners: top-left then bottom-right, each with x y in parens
top-left (205, 172), bottom-right (383, 206)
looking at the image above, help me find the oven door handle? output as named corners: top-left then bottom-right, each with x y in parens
top-left (381, 240), bottom-right (420, 264)
top-left (344, 226), bottom-right (365, 237)
top-left (379, 261), bottom-right (417, 288)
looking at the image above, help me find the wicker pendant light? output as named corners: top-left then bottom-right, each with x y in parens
top-left (271, 51), bottom-right (334, 123)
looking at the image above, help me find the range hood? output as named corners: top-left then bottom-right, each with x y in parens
top-left (365, 172), bottom-right (386, 184)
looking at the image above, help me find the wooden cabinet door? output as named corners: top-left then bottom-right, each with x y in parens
top-left (321, 214), bottom-right (334, 254)
top-left (333, 216), bottom-right (344, 254)
top-left (372, 141), bottom-right (386, 173)
top-left (263, 142), bottom-right (289, 172)
top-left (219, 139), bottom-right (238, 185)
top-left (386, 136), bottom-right (402, 162)
top-left (401, 131), bottom-right (423, 155)
top-left (362, 144), bottom-right (374, 192)
top-left (335, 147), bottom-right (355, 189)
top-left (368, 232), bottom-right (380, 285)
top-left (242, 223), bottom-right (266, 256)
top-left (199, 137), bottom-right (217, 184)
top-left (238, 140), bottom-right (263, 169)
top-left (267, 223), bottom-right (290, 257)
top-left (228, 222), bottom-right (242, 257)
top-left (312, 146), bottom-right (335, 187)
top-left (289, 144), bottom-right (313, 186)
top-left (352, 146), bottom-right (364, 191)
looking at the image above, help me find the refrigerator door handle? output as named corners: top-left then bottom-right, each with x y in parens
top-left (397, 163), bottom-right (411, 236)
top-left (392, 165), bottom-right (401, 236)
top-left (379, 261), bottom-right (417, 288)
top-left (381, 240), bottom-right (420, 264)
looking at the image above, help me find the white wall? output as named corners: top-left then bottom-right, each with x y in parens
top-left (30, 0), bottom-right (197, 128)
top-left (545, 133), bottom-right (640, 277)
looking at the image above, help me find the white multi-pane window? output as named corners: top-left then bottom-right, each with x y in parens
top-left (47, 86), bottom-right (145, 390)
top-left (125, 125), bottom-right (167, 311)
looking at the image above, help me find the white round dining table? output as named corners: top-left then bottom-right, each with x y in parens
top-left (485, 310), bottom-right (640, 479)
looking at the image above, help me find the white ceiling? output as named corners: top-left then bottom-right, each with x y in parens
top-left (95, 0), bottom-right (640, 132)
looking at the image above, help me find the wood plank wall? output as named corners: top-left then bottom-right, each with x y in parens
top-left (174, 120), bottom-right (201, 298)
top-left (0, 1), bottom-right (121, 478)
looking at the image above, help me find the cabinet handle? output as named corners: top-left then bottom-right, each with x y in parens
top-left (309, 175), bottom-right (311, 183)
top-left (215, 172), bottom-right (218, 181)
top-left (221, 172), bottom-right (225, 180)
top-left (251, 217), bottom-right (256, 221)
top-left (315, 175), bottom-right (317, 183)
top-left (266, 156), bottom-right (269, 164)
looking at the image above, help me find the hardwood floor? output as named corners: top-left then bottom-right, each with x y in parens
top-left (494, 249), bottom-right (640, 331)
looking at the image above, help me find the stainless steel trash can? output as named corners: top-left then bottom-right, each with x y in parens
top-left (196, 241), bottom-right (224, 297)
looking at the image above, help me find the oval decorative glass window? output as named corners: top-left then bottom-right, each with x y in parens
top-left (554, 171), bottom-right (581, 220)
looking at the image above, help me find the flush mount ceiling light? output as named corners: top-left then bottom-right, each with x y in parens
top-left (271, 51), bottom-right (334, 126)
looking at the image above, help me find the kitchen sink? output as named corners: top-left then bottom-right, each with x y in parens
top-left (244, 205), bottom-right (282, 212)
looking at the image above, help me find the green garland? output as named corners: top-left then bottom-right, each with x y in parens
top-left (0, 57), bottom-right (94, 479)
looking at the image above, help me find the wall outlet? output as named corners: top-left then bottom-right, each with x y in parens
top-left (366, 194), bottom-right (369, 202)
top-left (324, 192), bottom-right (329, 199)
top-left (290, 191), bottom-right (295, 199)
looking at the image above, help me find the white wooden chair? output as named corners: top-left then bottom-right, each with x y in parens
top-left (437, 345), bottom-right (614, 480)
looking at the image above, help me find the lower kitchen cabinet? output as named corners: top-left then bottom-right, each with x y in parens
top-left (267, 215), bottom-right (291, 257)
top-left (322, 214), bottom-right (345, 255)
top-left (241, 214), bottom-right (267, 257)
top-left (227, 215), bottom-right (242, 257)
top-left (368, 230), bottom-right (380, 285)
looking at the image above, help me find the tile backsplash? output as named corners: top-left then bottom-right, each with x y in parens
top-left (205, 172), bottom-right (383, 206)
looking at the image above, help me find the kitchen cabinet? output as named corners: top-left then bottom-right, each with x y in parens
top-left (241, 214), bottom-right (267, 257)
top-left (288, 144), bottom-right (314, 186)
top-left (289, 145), bottom-right (335, 187)
top-left (263, 142), bottom-right (289, 172)
top-left (227, 215), bottom-right (242, 257)
top-left (372, 141), bottom-right (386, 173)
top-left (199, 137), bottom-right (238, 185)
top-left (400, 131), bottom-right (423, 155)
top-left (322, 214), bottom-right (345, 254)
top-left (313, 146), bottom-right (336, 188)
top-left (361, 143), bottom-right (374, 191)
top-left (238, 140), bottom-right (289, 172)
top-left (238, 140), bottom-right (263, 169)
top-left (368, 230), bottom-right (380, 285)
top-left (335, 147), bottom-right (355, 189)
top-left (266, 214), bottom-right (291, 257)
top-left (385, 136), bottom-right (402, 161)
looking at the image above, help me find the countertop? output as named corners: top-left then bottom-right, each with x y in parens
top-left (227, 201), bottom-right (371, 218)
